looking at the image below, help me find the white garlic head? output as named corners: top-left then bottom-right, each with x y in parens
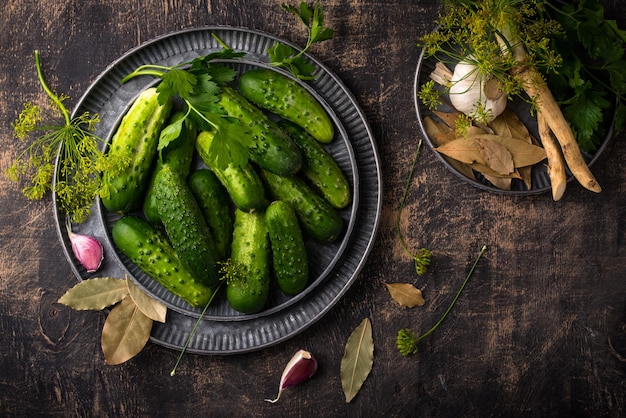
top-left (448, 60), bottom-right (507, 124)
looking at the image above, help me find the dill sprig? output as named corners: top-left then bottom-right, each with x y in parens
top-left (7, 51), bottom-right (119, 223)
top-left (396, 245), bottom-right (487, 357)
top-left (419, 0), bottom-right (563, 100)
top-left (396, 139), bottom-right (432, 276)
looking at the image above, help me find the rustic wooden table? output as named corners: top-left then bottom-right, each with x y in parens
top-left (2, 1), bottom-right (625, 417)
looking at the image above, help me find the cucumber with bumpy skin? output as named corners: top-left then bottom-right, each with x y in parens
top-left (143, 112), bottom-right (196, 224)
top-left (218, 86), bottom-right (302, 175)
top-left (266, 200), bottom-right (309, 295)
top-left (112, 216), bottom-right (214, 308)
top-left (102, 87), bottom-right (172, 213)
top-left (239, 68), bottom-right (335, 143)
top-left (260, 169), bottom-right (343, 243)
top-left (226, 209), bottom-right (270, 314)
top-left (154, 164), bottom-right (220, 288)
top-left (279, 120), bottom-right (351, 209)
top-left (188, 169), bottom-right (233, 261)
top-left (196, 130), bottom-right (267, 213)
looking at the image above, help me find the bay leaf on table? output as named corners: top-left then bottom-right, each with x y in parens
top-left (341, 318), bottom-right (374, 403)
top-left (384, 283), bottom-right (425, 308)
top-left (57, 277), bottom-right (128, 311)
top-left (101, 295), bottom-right (153, 365)
top-left (127, 277), bottom-right (167, 323)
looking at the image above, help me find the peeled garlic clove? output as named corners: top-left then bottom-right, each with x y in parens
top-left (448, 60), bottom-right (507, 124)
top-left (265, 349), bottom-right (318, 403)
top-left (66, 221), bottom-right (104, 273)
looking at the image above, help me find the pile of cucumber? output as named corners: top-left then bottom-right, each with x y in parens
top-left (102, 68), bottom-right (351, 314)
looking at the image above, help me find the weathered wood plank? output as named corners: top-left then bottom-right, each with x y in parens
top-left (1, 0), bottom-right (624, 417)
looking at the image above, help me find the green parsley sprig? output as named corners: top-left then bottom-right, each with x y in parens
top-left (269, 2), bottom-right (334, 79)
top-left (120, 35), bottom-right (250, 170)
top-left (545, 0), bottom-right (626, 152)
top-left (7, 51), bottom-right (119, 223)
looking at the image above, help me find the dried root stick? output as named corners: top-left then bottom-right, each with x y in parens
top-left (519, 67), bottom-right (601, 193)
top-left (537, 111), bottom-right (567, 201)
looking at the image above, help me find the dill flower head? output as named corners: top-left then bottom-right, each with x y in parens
top-left (396, 328), bottom-right (419, 357)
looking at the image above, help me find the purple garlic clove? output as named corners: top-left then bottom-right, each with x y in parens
top-left (265, 349), bottom-right (318, 403)
top-left (66, 220), bottom-right (104, 273)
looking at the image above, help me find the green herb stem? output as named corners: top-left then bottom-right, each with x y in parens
top-left (396, 245), bottom-right (487, 356)
top-left (396, 139), bottom-right (431, 275)
top-left (170, 281), bottom-right (224, 376)
top-left (120, 66), bottom-right (169, 84)
top-left (396, 139), bottom-right (423, 259)
top-left (34, 50), bottom-right (71, 126)
top-left (416, 245), bottom-right (487, 343)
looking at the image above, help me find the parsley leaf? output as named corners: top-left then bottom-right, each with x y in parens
top-left (562, 82), bottom-right (611, 153)
top-left (206, 118), bottom-right (252, 169)
top-left (269, 2), bottom-right (334, 80)
top-left (547, 0), bottom-right (626, 151)
top-left (157, 69), bottom-right (197, 103)
top-left (121, 36), bottom-right (250, 170)
top-left (158, 115), bottom-right (185, 153)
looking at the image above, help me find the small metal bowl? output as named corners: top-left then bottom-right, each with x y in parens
top-left (413, 48), bottom-right (616, 196)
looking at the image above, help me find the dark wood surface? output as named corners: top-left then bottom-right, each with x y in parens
top-left (2, 1), bottom-right (625, 417)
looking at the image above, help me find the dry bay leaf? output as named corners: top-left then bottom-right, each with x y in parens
top-left (470, 133), bottom-right (547, 168)
top-left (490, 109), bottom-right (532, 143)
top-left (433, 109), bottom-right (464, 129)
top-left (101, 295), bottom-right (153, 365)
top-left (57, 277), bottom-right (128, 310)
top-left (482, 173), bottom-right (513, 189)
top-left (341, 318), bottom-right (374, 403)
top-left (127, 277), bottom-right (167, 323)
top-left (425, 117), bottom-right (476, 180)
top-left (474, 137), bottom-right (515, 176)
top-left (435, 137), bottom-right (486, 166)
top-left (384, 283), bottom-right (425, 308)
top-left (470, 162), bottom-right (522, 180)
top-left (424, 116), bottom-right (454, 146)
top-left (518, 165), bottom-right (533, 190)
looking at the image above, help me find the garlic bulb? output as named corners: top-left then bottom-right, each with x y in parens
top-left (448, 60), bottom-right (507, 124)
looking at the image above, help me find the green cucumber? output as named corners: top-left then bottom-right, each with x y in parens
top-left (143, 112), bottom-right (196, 224)
top-left (188, 169), bottom-right (233, 261)
top-left (111, 216), bottom-right (214, 308)
top-left (226, 209), bottom-right (270, 314)
top-left (218, 86), bottom-right (302, 175)
top-left (266, 200), bottom-right (308, 295)
top-left (260, 169), bottom-right (343, 243)
top-left (238, 68), bottom-right (335, 143)
top-left (102, 87), bottom-right (172, 213)
top-left (196, 130), bottom-right (267, 213)
top-left (278, 120), bottom-right (351, 209)
top-left (154, 164), bottom-right (220, 288)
